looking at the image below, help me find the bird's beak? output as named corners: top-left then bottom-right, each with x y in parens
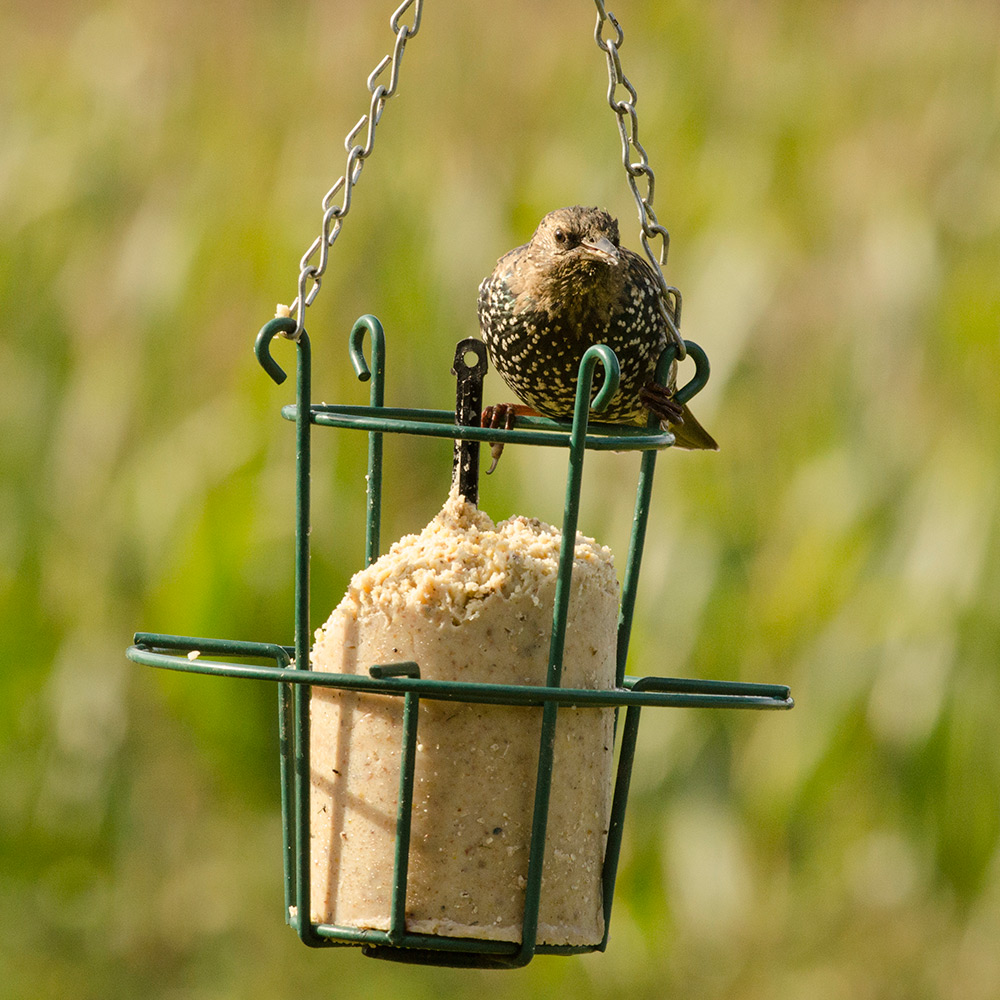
top-left (579, 235), bottom-right (620, 264)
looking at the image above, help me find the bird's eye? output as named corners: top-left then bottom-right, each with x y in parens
top-left (553, 229), bottom-right (566, 244)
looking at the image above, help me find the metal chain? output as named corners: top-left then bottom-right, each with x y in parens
top-left (280, 0), bottom-right (680, 357)
top-left (278, 0), bottom-right (423, 338)
top-left (593, 0), bottom-right (686, 358)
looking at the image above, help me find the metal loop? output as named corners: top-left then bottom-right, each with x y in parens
top-left (390, 0), bottom-right (421, 36)
top-left (610, 78), bottom-right (638, 113)
top-left (594, 2), bottom-right (624, 51)
top-left (347, 141), bottom-right (364, 177)
top-left (638, 230), bottom-right (662, 266)
top-left (318, 207), bottom-right (339, 255)
top-left (385, 24), bottom-right (411, 95)
top-left (640, 205), bottom-right (666, 241)
top-left (624, 154), bottom-right (650, 181)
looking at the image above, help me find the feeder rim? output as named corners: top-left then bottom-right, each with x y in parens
top-left (285, 402), bottom-right (678, 451)
top-left (128, 634), bottom-right (793, 711)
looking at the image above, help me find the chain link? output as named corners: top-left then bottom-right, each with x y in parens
top-left (280, 0), bottom-right (423, 338)
top-left (593, 0), bottom-right (685, 358)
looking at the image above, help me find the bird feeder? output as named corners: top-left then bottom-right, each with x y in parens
top-left (126, 0), bottom-right (792, 970)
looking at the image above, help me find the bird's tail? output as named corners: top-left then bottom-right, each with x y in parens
top-left (669, 403), bottom-right (719, 451)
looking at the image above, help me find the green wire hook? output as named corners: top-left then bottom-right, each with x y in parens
top-left (348, 314), bottom-right (386, 386)
top-left (657, 339), bottom-right (710, 405)
top-left (255, 316), bottom-right (299, 385)
top-left (585, 343), bottom-right (622, 413)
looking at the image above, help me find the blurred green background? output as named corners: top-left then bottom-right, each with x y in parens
top-left (3, 0), bottom-right (999, 996)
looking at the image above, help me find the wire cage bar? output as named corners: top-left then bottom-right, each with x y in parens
top-left (127, 314), bottom-right (792, 968)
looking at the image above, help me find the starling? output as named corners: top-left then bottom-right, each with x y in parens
top-left (477, 206), bottom-right (718, 469)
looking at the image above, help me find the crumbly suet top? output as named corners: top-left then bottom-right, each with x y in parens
top-left (320, 485), bottom-right (618, 629)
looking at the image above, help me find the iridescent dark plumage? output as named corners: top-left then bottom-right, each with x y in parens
top-left (478, 205), bottom-right (717, 451)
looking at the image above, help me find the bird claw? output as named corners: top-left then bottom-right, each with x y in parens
top-left (481, 403), bottom-right (523, 474)
top-left (639, 382), bottom-right (685, 423)
top-left (486, 445), bottom-right (504, 475)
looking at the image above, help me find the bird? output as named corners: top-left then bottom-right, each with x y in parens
top-left (477, 205), bottom-right (718, 472)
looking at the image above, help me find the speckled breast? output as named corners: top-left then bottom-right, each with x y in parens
top-left (479, 296), bottom-right (662, 425)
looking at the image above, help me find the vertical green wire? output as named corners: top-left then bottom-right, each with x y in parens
top-left (600, 701), bottom-right (643, 947)
top-left (369, 662), bottom-right (422, 945)
top-left (547, 344), bottom-right (620, 689)
top-left (614, 338), bottom-right (708, 684)
top-left (615, 446), bottom-right (658, 683)
top-left (279, 679), bottom-right (294, 922)
top-left (254, 317), bottom-right (310, 934)
top-left (615, 447), bottom-right (662, 685)
top-left (600, 345), bottom-right (675, 947)
top-left (293, 333), bottom-right (321, 946)
top-left (615, 343), bottom-right (676, 685)
top-left (603, 341), bottom-right (712, 943)
top-left (349, 315), bottom-right (385, 566)
top-left (517, 345), bottom-right (620, 965)
top-left (389, 690), bottom-right (419, 943)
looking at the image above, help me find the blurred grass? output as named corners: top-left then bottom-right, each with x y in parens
top-left (2, 0), bottom-right (1000, 996)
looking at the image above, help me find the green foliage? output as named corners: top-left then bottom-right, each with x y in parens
top-left (3, 1), bottom-right (999, 996)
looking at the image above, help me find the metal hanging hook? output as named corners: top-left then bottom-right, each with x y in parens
top-left (348, 315), bottom-right (386, 567)
top-left (655, 339), bottom-right (710, 405)
top-left (348, 314), bottom-right (386, 384)
top-left (255, 316), bottom-right (300, 385)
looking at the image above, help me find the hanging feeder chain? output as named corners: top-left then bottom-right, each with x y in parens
top-left (279, 0), bottom-right (423, 339)
top-left (593, 1), bottom-right (686, 359)
top-left (280, 0), bottom-right (683, 361)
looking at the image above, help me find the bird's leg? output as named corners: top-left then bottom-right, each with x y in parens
top-left (639, 382), bottom-right (685, 424)
top-left (481, 403), bottom-right (537, 474)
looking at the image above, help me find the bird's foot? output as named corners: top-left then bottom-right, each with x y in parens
top-left (481, 403), bottom-right (536, 474)
top-left (639, 382), bottom-right (685, 423)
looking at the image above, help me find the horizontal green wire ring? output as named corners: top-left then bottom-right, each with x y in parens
top-left (127, 640), bottom-right (792, 710)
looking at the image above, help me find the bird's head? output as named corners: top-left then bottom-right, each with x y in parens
top-left (529, 206), bottom-right (622, 269)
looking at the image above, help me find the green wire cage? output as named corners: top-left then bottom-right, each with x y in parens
top-left (127, 313), bottom-right (792, 969)
top-left (127, 0), bottom-right (792, 970)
